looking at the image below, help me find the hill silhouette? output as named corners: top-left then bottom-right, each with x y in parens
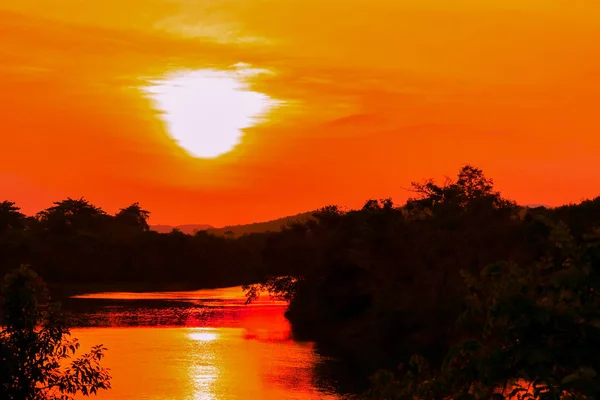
top-left (150, 212), bottom-right (314, 237)
top-left (525, 203), bottom-right (550, 208)
top-left (150, 224), bottom-right (213, 234)
top-left (206, 211), bottom-right (315, 237)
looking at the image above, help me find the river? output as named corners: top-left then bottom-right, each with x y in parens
top-left (63, 287), bottom-right (343, 400)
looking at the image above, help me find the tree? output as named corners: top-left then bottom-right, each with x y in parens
top-left (455, 164), bottom-right (495, 201)
top-left (114, 202), bottom-right (151, 232)
top-left (0, 201), bottom-right (28, 278)
top-left (0, 201), bottom-right (26, 235)
top-left (0, 265), bottom-right (111, 399)
top-left (407, 164), bottom-right (515, 213)
top-left (36, 198), bottom-right (107, 233)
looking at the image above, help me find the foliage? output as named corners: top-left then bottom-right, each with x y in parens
top-left (407, 164), bottom-right (515, 211)
top-left (0, 201), bottom-right (26, 234)
top-left (243, 275), bottom-right (301, 304)
top-left (241, 165), bottom-right (600, 394)
top-left (114, 202), bottom-right (151, 232)
top-left (0, 266), bottom-right (111, 399)
top-left (0, 197), bottom-right (267, 289)
top-left (363, 222), bottom-right (600, 400)
top-left (245, 167), bottom-right (525, 364)
top-left (36, 198), bottom-right (108, 233)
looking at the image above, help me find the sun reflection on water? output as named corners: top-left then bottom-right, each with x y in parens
top-left (190, 364), bottom-right (219, 400)
top-left (188, 328), bottom-right (219, 342)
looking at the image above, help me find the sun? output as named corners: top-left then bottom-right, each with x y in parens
top-left (143, 65), bottom-right (276, 159)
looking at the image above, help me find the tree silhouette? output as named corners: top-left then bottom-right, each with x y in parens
top-left (407, 164), bottom-right (513, 212)
top-left (0, 201), bottom-right (26, 235)
top-left (0, 266), bottom-right (111, 399)
top-left (36, 198), bottom-right (107, 233)
top-left (115, 202), bottom-right (151, 232)
top-left (455, 164), bottom-right (495, 200)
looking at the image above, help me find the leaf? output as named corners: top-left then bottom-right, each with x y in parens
top-left (527, 350), bottom-right (551, 366)
top-left (561, 368), bottom-right (597, 385)
top-left (549, 268), bottom-right (588, 287)
top-left (482, 263), bottom-right (504, 278)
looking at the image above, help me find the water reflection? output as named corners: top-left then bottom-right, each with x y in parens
top-left (188, 328), bottom-right (219, 342)
top-left (67, 290), bottom-right (341, 400)
top-left (191, 364), bottom-right (218, 400)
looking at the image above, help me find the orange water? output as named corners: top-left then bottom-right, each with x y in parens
top-left (68, 290), bottom-right (340, 400)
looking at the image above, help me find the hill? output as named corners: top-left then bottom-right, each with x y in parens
top-left (206, 211), bottom-right (315, 237)
top-left (150, 224), bottom-right (213, 234)
top-left (525, 203), bottom-right (550, 208)
top-left (150, 212), bottom-right (315, 237)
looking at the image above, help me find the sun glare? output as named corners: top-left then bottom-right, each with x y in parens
top-left (143, 65), bottom-right (277, 159)
top-left (188, 329), bottom-right (219, 342)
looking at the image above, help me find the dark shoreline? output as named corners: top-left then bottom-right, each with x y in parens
top-left (49, 281), bottom-right (238, 299)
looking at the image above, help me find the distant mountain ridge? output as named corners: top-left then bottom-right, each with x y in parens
top-left (206, 211), bottom-right (314, 237)
top-left (150, 211), bottom-right (314, 237)
top-left (525, 203), bottom-right (550, 209)
top-left (151, 224), bottom-right (213, 234)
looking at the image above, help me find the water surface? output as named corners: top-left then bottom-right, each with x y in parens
top-left (64, 287), bottom-right (342, 400)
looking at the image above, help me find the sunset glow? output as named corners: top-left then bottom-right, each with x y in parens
top-left (2, 1), bottom-right (600, 226)
top-left (142, 67), bottom-right (276, 159)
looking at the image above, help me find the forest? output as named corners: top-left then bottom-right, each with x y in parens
top-left (0, 197), bottom-right (269, 293)
top-left (244, 165), bottom-right (600, 399)
top-left (2, 165), bottom-right (600, 398)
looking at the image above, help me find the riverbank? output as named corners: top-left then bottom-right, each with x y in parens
top-left (49, 281), bottom-right (232, 298)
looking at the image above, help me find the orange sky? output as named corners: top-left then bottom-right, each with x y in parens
top-left (1, 0), bottom-right (599, 226)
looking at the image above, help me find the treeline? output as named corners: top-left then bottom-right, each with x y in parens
top-left (0, 199), bottom-right (268, 291)
top-left (243, 165), bottom-right (600, 397)
top-left (1, 166), bottom-right (598, 300)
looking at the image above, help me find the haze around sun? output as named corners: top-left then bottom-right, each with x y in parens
top-left (143, 65), bottom-right (278, 159)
